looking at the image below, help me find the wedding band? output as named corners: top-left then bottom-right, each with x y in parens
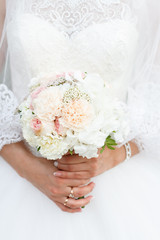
top-left (63, 197), bottom-right (69, 206)
top-left (69, 187), bottom-right (75, 198)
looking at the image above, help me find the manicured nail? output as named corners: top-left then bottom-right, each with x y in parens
top-left (54, 161), bottom-right (58, 167)
top-left (53, 172), bottom-right (62, 177)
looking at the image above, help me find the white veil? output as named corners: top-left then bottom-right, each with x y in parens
top-left (0, 0), bottom-right (160, 153)
top-left (126, 0), bottom-right (160, 152)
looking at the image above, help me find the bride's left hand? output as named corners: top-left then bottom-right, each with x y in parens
top-left (54, 142), bottom-right (139, 179)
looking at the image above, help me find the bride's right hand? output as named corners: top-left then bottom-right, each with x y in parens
top-left (0, 141), bottom-right (95, 213)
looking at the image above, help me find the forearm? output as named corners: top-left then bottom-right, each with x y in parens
top-left (0, 141), bottom-right (33, 177)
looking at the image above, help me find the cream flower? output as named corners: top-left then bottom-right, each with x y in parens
top-left (62, 99), bottom-right (94, 130)
top-left (37, 134), bottom-right (68, 160)
top-left (33, 87), bottom-right (63, 121)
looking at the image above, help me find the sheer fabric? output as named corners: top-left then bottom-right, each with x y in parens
top-left (0, 0), bottom-right (160, 153)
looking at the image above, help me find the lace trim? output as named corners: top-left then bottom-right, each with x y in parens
top-left (0, 84), bottom-right (23, 150)
top-left (25, 0), bottom-right (134, 38)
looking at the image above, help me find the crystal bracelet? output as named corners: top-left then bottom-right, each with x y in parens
top-left (124, 142), bottom-right (132, 161)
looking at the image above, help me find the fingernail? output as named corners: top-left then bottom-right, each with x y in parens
top-left (54, 161), bottom-right (58, 167)
top-left (53, 172), bottom-right (62, 177)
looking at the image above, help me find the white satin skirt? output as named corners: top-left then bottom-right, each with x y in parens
top-left (0, 151), bottom-right (160, 240)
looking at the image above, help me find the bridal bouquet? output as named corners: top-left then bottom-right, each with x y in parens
top-left (18, 72), bottom-right (129, 160)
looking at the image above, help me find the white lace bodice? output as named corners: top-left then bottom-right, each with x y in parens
top-left (7, 0), bottom-right (138, 102)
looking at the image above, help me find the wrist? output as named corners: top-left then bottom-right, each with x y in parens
top-left (113, 145), bottom-right (126, 164)
top-left (114, 141), bottom-right (139, 165)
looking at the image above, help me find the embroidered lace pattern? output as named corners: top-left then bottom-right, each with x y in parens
top-left (0, 84), bottom-right (22, 150)
top-left (26, 0), bottom-right (134, 38)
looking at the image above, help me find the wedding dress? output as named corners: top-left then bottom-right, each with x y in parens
top-left (0, 0), bottom-right (160, 239)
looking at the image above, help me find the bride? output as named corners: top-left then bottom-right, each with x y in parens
top-left (0, 0), bottom-right (160, 239)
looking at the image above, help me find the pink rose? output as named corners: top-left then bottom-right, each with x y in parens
top-left (30, 118), bottom-right (42, 132)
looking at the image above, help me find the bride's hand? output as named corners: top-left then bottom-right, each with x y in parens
top-left (1, 142), bottom-right (95, 213)
top-left (54, 142), bottom-right (139, 179)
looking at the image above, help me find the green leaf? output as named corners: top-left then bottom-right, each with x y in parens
top-left (100, 135), bottom-right (117, 153)
top-left (100, 145), bottom-right (106, 154)
top-left (106, 138), bottom-right (116, 143)
top-left (32, 112), bottom-right (35, 115)
top-left (106, 141), bottom-right (117, 146)
top-left (106, 135), bottom-right (111, 140)
top-left (107, 145), bottom-right (115, 150)
top-left (37, 146), bottom-right (41, 152)
top-left (69, 150), bottom-right (73, 155)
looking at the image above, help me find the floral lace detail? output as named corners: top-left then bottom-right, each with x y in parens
top-left (0, 84), bottom-right (22, 150)
top-left (25, 0), bottom-right (134, 38)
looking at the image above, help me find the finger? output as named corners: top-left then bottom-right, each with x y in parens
top-left (58, 155), bottom-right (87, 165)
top-left (57, 162), bottom-right (90, 172)
top-left (64, 178), bottom-right (91, 187)
top-left (55, 202), bottom-right (82, 213)
top-left (54, 171), bottom-right (91, 179)
top-left (49, 185), bottom-right (73, 197)
top-left (52, 175), bottom-right (91, 187)
top-left (73, 182), bottom-right (95, 198)
top-left (50, 181), bottom-right (95, 199)
top-left (64, 195), bottom-right (93, 209)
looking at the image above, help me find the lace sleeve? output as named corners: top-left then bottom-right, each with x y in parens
top-left (0, 1), bottom-right (22, 151)
top-left (0, 84), bottom-right (22, 149)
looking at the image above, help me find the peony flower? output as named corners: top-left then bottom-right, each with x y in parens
top-left (33, 87), bottom-right (63, 121)
top-left (62, 99), bottom-right (94, 130)
top-left (30, 118), bottom-right (42, 132)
